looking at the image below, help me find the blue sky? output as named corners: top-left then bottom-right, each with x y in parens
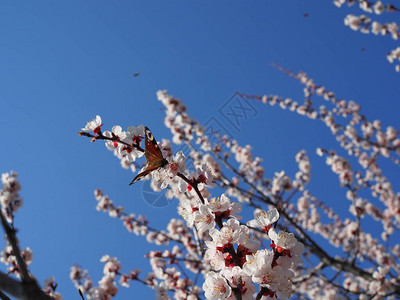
top-left (0, 1), bottom-right (399, 299)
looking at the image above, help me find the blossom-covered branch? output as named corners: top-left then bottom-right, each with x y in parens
top-left (0, 172), bottom-right (59, 299)
top-left (76, 62), bottom-right (400, 299)
top-left (333, 0), bottom-right (400, 71)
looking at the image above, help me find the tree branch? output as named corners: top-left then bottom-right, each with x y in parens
top-left (0, 211), bottom-right (52, 300)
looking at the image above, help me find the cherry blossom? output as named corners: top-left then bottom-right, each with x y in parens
top-left (222, 266), bottom-right (257, 300)
top-left (247, 208), bottom-right (279, 232)
top-left (154, 281), bottom-right (171, 300)
top-left (82, 115), bottom-right (103, 134)
top-left (203, 272), bottom-right (232, 300)
top-left (195, 163), bottom-right (217, 190)
top-left (42, 276), bottom-right (62, 300)
top-left (194, 204), bottom-right (216, 232)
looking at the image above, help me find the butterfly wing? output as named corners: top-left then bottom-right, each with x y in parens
top-left (129, 127), bottom-right (167, 185)
top-left (143, 127), bottom-right (165, 167)
top-left (129, 165), bottom-right (159, 185)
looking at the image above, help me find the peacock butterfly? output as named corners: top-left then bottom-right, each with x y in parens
top-left (129, 127), bottom-right (168, 185)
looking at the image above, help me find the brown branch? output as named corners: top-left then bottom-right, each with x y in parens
top-left (176, 173), bottom-right (205, 204)
top-left (0, 211), bottom-right (52, 300)
top-left (78, 131), bottom-right (145, 153)
top-left (0, 270), bottom-right (51, 300)
top-left (0, 290), bottom-right (10, 300)
top-left (0, 271), bottom-right (23, 299)
top-left (291, 262), bottom-right (326, 283)
top-left (0, 212), bottom-right (30, 282)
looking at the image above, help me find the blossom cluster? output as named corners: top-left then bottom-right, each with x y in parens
top-left (237, 68), bottom-right (400, 297)
top-left (334, 0), bottom-right (397, 15)
top-left (42, 276), bottom-right (63, 300)
top-left (75, 63), bottom-right (400, 298)
top-left (70, 255), bottom-right (137, 300)
top-left (0, 171), bottom-right (62, 299)
top-left (0, 171), bottom-right (31, 277)
top-left (202, 209), bottom-right (304, 300)
top-left (333, 0), bottom-right (400, 71)
top-left (344, 14), bottom-right (399, 39)
top-left (81, 115), bottom-right (145, 170)
top-left (160, 85), bottom-right (399, 297)
top-left (71, 254), bottom-right (191, 300)
top-left (78, 113), bottom-right (309, 299)
top-left (0, 244), bottom-right (33, 278)
top-left (0, 171), bottom-right (23, 223)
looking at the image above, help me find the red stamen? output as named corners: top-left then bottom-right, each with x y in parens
top-left (93, 124), bottom-right (104, 135)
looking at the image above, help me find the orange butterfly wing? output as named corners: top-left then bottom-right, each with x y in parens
top-left (129, 127), bottom-right (168, 185)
